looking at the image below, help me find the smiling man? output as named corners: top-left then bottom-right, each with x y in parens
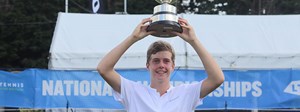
top-left (97, 17), bottom-right (224, 112)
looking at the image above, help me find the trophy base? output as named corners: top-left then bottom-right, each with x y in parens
top-left (147, 20), bottom-right (182, 38)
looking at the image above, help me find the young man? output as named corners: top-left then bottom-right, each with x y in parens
top-left (97, 18), bottom-right (224, 112)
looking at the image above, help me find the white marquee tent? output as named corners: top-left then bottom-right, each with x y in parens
top-left (49, 13), bottom-right (300, 70)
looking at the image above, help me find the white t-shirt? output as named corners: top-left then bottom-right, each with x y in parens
top-left (113, 76), bottom-right (204, 112)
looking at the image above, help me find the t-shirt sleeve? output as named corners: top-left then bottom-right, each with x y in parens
top-left (112, 76), bottom-right (134, 105)
top-left (112, 77), bottom-right (122, 102)
top-left (195, 80), bottom-right (204, 107)
top-left (185, 80), bottom-right (204, 108)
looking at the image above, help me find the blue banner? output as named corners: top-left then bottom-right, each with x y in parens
top-left (0, 69), bottom-right (300, 109)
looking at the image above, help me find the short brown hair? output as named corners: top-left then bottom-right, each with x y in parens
top-left (146, 40), bottom-right (175, 64)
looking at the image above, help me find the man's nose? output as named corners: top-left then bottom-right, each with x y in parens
top-left (158, 61), bottom-right (165, 68)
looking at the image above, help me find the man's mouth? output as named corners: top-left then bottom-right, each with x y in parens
top-left (156, 70), bottom-right (167, 74)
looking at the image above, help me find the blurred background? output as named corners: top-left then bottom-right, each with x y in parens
top-left (1, 0), bottom-right (300, 112)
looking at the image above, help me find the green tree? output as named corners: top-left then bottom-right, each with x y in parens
top-left (178, 0), bottom-right (300, 15)
top-left (0, 0), bottom-right (65, 69)
top-left (0, 0), bottom-right (95, 70)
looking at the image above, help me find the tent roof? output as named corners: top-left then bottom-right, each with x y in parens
top-left (49, 13), bottom-right (300, 70)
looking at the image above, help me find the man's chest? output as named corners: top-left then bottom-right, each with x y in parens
top-left (128, 90), bottom-right (191, 112)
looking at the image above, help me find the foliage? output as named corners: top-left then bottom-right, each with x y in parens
top-left (0, 0), bottom-right (64, 69)
top-left (19, 109), bottom-right (44, 112)
top-left (178, 0), bottom-right (300, 15)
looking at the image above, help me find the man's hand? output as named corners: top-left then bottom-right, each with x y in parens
top-left (130, 18), bottom-right (155, 42)
top-left (172, 18), bottom-right (198, 44)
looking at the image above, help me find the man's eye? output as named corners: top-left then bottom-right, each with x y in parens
top-left (153, 60), bottom-right (160, 63)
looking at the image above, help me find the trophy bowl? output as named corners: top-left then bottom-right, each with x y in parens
top-left (147, 0), bottom-right (182, 38)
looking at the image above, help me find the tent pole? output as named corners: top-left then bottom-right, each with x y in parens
top-left (65, 0), bottom-right (68, 13)
top-left (124, 0), bottom-right (127, 14)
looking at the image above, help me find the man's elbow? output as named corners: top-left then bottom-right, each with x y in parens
top-left (97, 64), bottom-right (107, 76)
top-left (216, 73), bottom-right (225, 85)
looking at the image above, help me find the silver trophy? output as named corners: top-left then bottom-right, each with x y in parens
top-left (147, 0), bottom-right (182, 38)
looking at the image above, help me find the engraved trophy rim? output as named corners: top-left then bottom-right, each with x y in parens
top-left (155, 0), bottom-right (177, 4)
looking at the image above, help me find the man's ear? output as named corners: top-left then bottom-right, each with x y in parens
top-left (146, 63), bottom-right (149, 70)
top-left (172, 62), bottom-right (175, 69)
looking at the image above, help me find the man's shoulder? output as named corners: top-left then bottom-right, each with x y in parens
top-left (172, 81), bottom-right (203, 91)
top-left (175, 81), bottom-right (202, 87)
top-left (121, 76), bottom-right (148, 88)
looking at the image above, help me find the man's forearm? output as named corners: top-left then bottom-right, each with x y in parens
top-left (98, 36), bottom-right (137, 73)
top-left (189, 38), bottom-right (224, 83)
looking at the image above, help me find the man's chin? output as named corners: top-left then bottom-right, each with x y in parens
top-left (155, 76), bottom-right (169, 81)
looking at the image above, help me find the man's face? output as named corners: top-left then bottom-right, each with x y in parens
top-left (147, 51), bottom-right (175, 82)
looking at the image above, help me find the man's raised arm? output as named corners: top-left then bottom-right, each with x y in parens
top-left (173, 18), bottom-right (225, 98)
top-left (97, 18), bottom-right (154, 93)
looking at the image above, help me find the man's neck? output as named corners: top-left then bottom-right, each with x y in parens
top-left (150, 80), bottom-right (170, 96)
